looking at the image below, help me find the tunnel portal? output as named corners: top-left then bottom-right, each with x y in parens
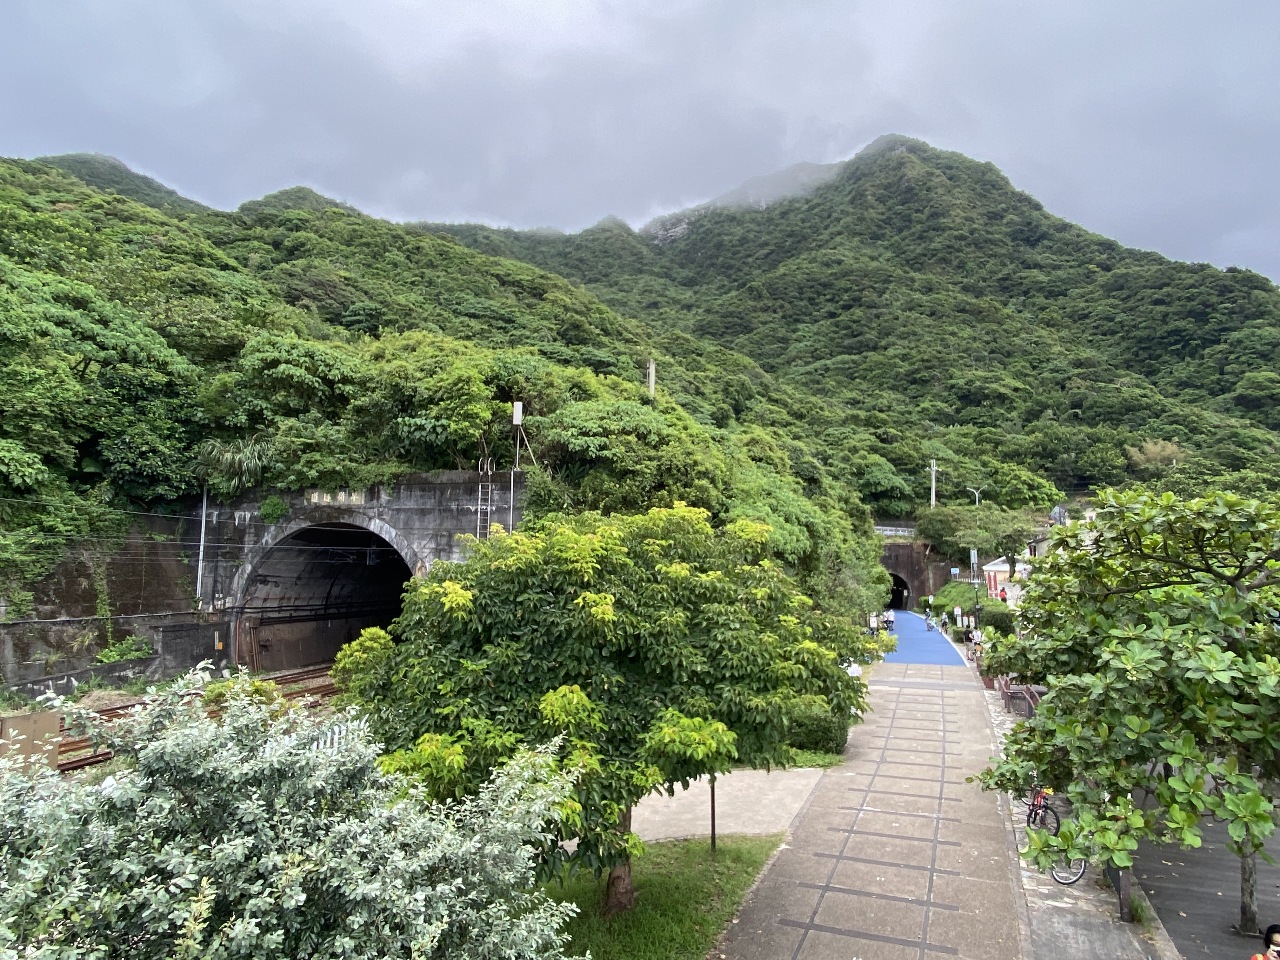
top-left (237, 523), bottom-right (413, 673)
top-left (888, 572), bottom-right (910, 610)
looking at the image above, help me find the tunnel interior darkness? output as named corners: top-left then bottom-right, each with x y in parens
top-left (888, 573), bottom-right (910, 610)
top-left (238, 523), bottom-right (412, 672)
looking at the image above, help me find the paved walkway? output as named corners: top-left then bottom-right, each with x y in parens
top-left (633, 767), bottom-right (824, 842)
top-left (642, 611), bottom-right (1181, 960)
top-left (718, 654), bottom-right (1024, 960)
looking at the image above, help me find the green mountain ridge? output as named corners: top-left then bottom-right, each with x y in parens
top-left (426, 135), bottom-right (1280, 512)
top-left (4, 137), bottom-right (1280, 623)
top-left (640, 159), bottom-right (848, 244)
top-left (708, 159), bottom-right (847, 210)
top-left (237, 186), bottom-right (363, 218)
top-left (38, 152), bottom-right (212, 215)
top-left (38, 154), bottom-right (361, 221)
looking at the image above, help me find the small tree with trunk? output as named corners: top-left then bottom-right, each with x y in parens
top-left (916, 503), bottom-right (1045, 580)
top-left (979, 488), bottom-right (1280, 932)
top-left (338, 504), bottom-right (881, 915)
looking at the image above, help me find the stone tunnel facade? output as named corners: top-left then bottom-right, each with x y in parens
top-left (880, 541), bottom-right (955, 611)
top-left (199, 470), bottom-right (525, 671)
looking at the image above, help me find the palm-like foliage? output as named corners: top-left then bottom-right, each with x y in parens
top-left (192, 434), bottom-right (273, 499)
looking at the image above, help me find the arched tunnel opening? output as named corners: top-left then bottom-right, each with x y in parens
top-left (237, 523), bottom-right (413, 673)
top-left (888, 572), bottom-right (910, 610)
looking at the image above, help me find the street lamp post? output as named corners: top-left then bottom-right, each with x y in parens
top-left (966, 486), bottom-right (984, 506)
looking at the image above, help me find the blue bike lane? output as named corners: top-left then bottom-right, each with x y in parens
top-left (883, 611), bottom-right (966, 666)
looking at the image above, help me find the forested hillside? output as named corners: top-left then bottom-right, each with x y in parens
top-left (39, 153), bottom-right (211, 215)
top-left (7, 135), bottom-right (1280, 622)
top-left (0, 158), bottom-right (884, 619)
top-left (429, 135), bottom-right (1280, 514)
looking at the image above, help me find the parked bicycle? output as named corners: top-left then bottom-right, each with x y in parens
top-left (1022, 785), bottom-right (1087, 885)
top-left (1050, 851), bottom-right (1087, 885)
top-left (1024, 784), bottom-right (1060, 834)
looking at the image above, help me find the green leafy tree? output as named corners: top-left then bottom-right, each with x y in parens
top-left (527, 398), bottom-right (729, 515)
top-left (1231, 371), bottom-right (1280, 424)
top-left (192, 434), bottom-right (274, 499)
top-left (916, 503), bottom-right (1044, 579)
top-left (915, 505), bottom-right (980, 562)
top-left (979, 489), bottom-right (1280, 932)
top-left (984, 507), bottom-right (1047, 581)
top-left (0, 671), bottom-right (579, 959)
top-left (337, 504), bottom-right (881, 915)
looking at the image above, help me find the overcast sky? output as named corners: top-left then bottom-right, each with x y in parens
top-left (2, 1), bottom-right (1277, 280)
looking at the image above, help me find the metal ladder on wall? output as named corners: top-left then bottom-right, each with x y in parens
top-left (476, 458), bottom-right (495, 538)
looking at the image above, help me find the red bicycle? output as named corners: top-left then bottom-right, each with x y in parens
top-left (1023, 785), bottom-right (1087, 884)
top-left (1024, 784), bottom-right (1060, 835)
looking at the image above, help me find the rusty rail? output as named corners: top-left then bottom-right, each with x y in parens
top-left (56, 666), bottom-right (338, 773)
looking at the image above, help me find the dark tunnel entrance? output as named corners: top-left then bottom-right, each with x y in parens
top-left (888, 573), bottom-right (910, 610)
top-left (237, 523), bottom-right (413, 673)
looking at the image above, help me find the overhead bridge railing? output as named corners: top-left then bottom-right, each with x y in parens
top-left (873, 525), bottom-right (916, 538)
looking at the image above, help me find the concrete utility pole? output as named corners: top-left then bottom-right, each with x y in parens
top-left (929, 460), bottom-right (938, 509)
top-left (510, 402), bottom-right (523, 532)
top-left (966, 486), bottom-right (984, 506)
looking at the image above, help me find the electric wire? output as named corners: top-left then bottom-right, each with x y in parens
top-left (0, 491), bottom-right (504, 521)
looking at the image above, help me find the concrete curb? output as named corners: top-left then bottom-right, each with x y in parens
top-left (1128, 882), bottom-right (1186, 960)
top-left (979, 677), bottom-right (1187, 960)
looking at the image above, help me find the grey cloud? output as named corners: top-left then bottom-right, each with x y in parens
top-left (1, 0), bottom-right (1276, 278)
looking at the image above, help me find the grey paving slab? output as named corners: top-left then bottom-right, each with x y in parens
top-left (720, 662), bottom-right (1030, 960)
top-left (768, 847), bottom-right (846, 885)
top-left (633, 766), bottom-right (824, 841)
top-left (828, 859), bottom-right (933, 900)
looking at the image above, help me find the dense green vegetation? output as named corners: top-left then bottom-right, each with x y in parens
top-left (0, 157), bottom-right (883, 619)
top-left (7, 135), bottom-right (1280, 618)
top-left (2, 673), bottom-right (580, 958)
top-left (334, 505), bottom-right (880, 913)
top-left (429, 135), bottom-right (1280, 516)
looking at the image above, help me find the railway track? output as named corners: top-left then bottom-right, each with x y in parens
top-left (55, 665), bottom-right (339, 773)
